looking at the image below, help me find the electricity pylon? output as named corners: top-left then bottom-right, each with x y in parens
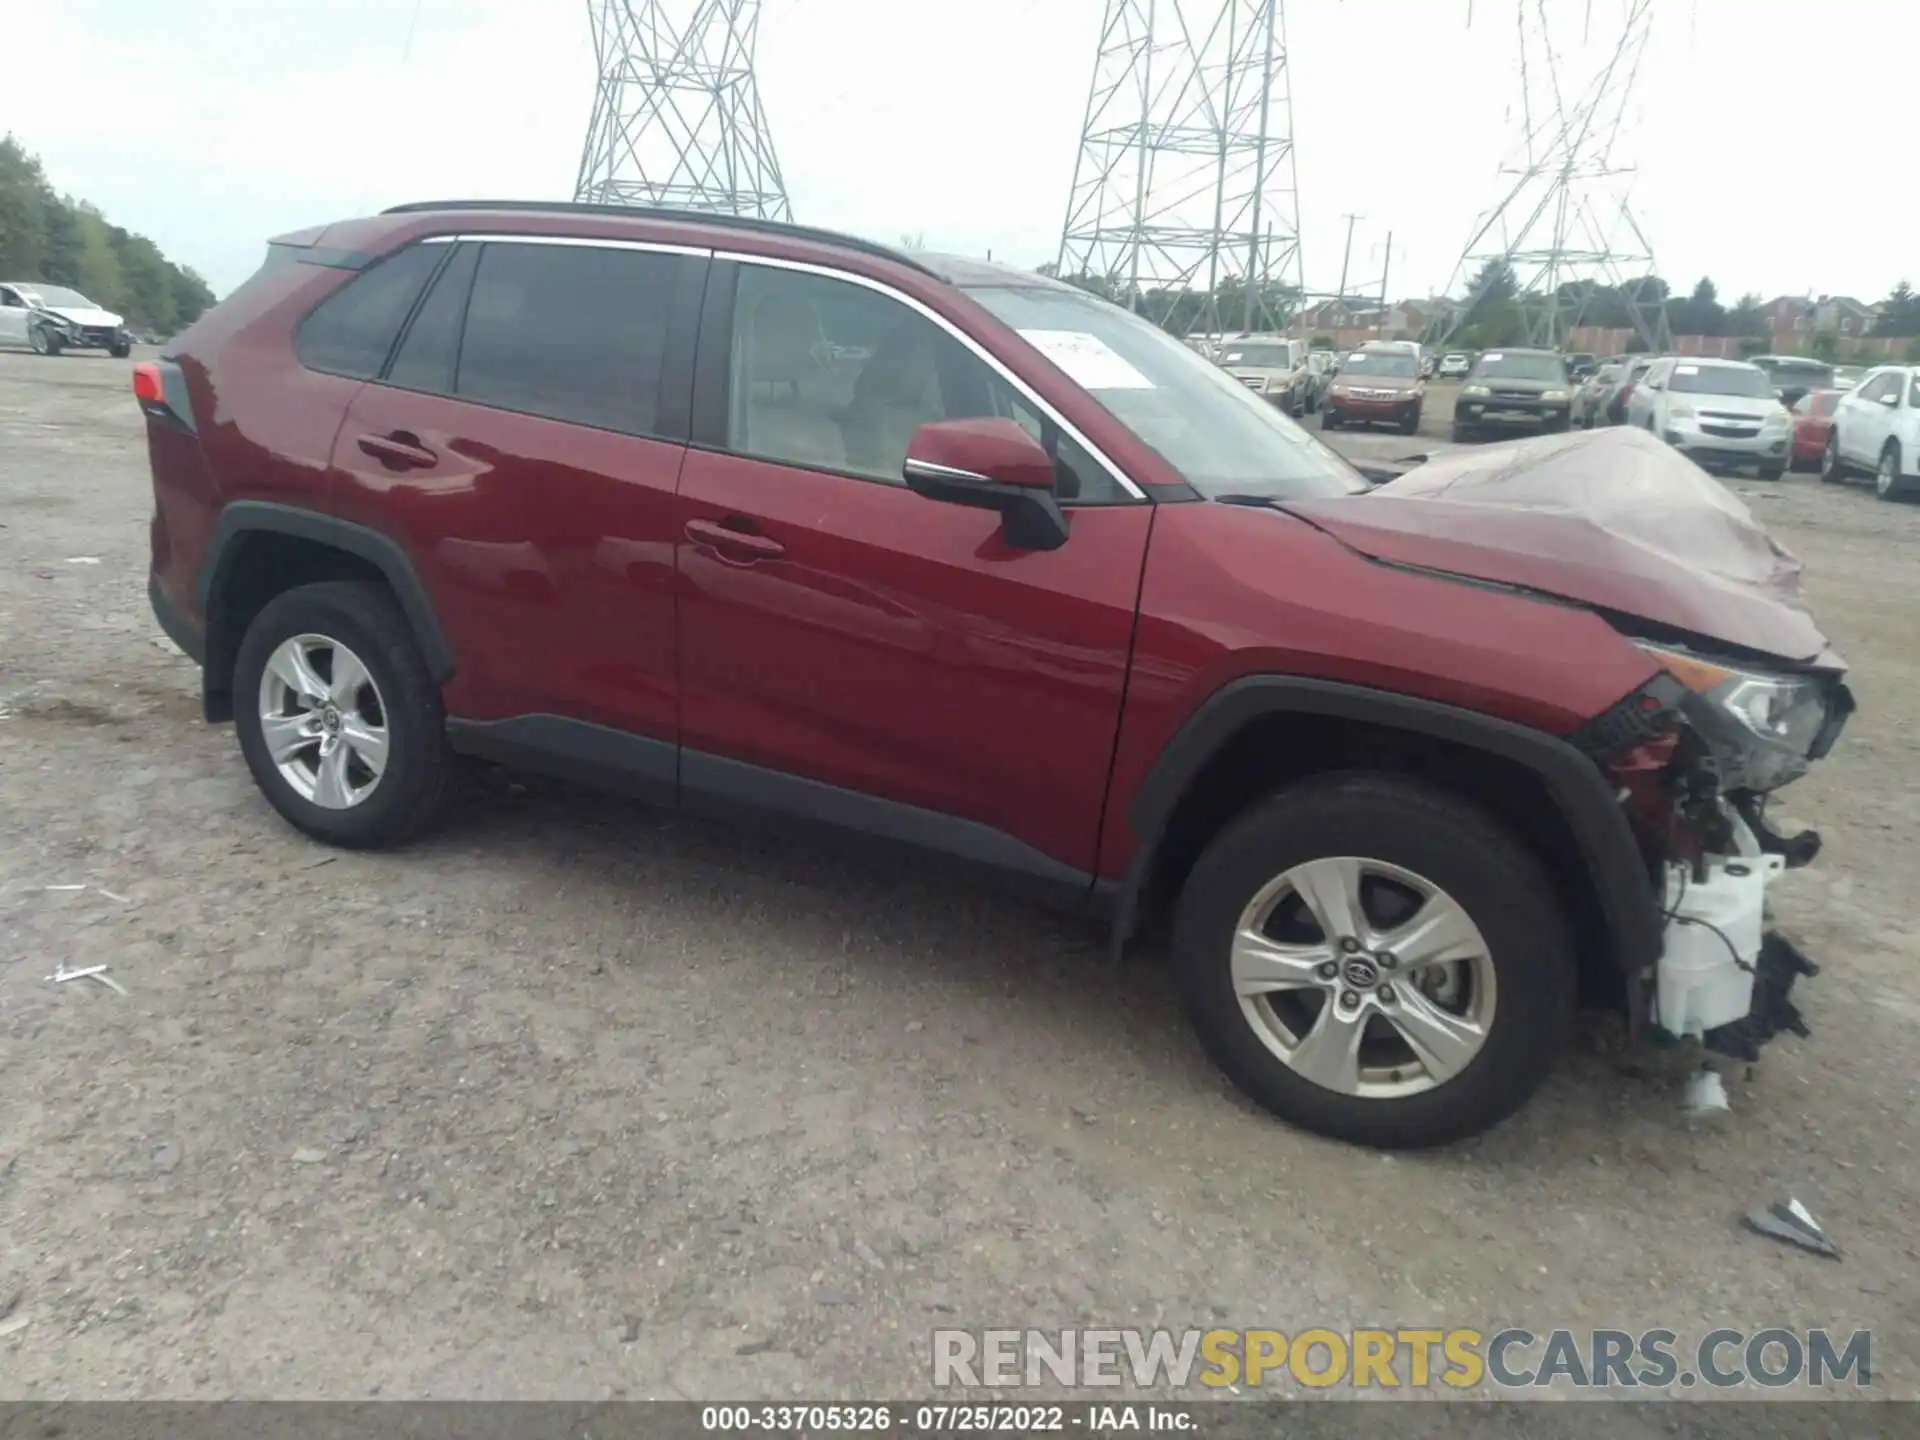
top-left (1439, 0), bottom-right (1670, 351)
top-left (1057, 0), bottom-right (1304, 337)
top-left (574, 0), bottom-right (791, 220)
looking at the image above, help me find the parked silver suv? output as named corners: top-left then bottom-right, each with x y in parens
top-left (1626, 357), bottom-right (1792, 479)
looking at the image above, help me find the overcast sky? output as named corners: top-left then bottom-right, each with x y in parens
top-left (10, 0), bottom-right (1914, 305)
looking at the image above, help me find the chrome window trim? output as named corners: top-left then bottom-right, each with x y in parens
top-left (715, 250), bottom-right (1149, 502)
top-left (422, 233), bottom-right (713, 259)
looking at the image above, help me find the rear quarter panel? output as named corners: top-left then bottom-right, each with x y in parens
top-left (155, 262), bottom-right (370, 626)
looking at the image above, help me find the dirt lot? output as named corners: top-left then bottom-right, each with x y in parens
top-left (2, 350), bottom-right (1917, 1403)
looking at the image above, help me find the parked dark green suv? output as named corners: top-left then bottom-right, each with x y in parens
top-left (1452, 348), bottom-right (1574, 442)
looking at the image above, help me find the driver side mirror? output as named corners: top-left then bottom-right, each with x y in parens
top-left (902, 418), bottom-right (1068, 552)
top-left (1880, 392), bottom-right (1899, 407)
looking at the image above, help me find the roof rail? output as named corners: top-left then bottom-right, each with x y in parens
top-left (379, 199), bottom-right (941, 279)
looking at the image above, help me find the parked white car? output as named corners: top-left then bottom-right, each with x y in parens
top-left (1822, 365), bottom-right (1920, 501)
top-left (1625, 357), bottom-right (1792, 480)
top-left (0, 281), bottom-right (132, 357)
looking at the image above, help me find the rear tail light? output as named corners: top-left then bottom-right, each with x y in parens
top-left (132, 358), bottom-right (195, 432)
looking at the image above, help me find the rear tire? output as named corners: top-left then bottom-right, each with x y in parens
top-left (1173, 774), bottom-right (1577, 1149)
top-left (233, 581), bottom-right (457, 849)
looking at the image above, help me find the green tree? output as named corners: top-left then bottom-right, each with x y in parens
top-left (0, 132), bottom-right (213, 332)
top-left (1670, 277), bottom-right (1725, 337)
top-left (1810, 329), bottom-right (1840, 362)
top-left (1875, 280), bottom-right (1920, 338)
top-left (1309, 333), bottom-right (1334, 349)
top-left (1726, 292), bottom-right (1768, 340)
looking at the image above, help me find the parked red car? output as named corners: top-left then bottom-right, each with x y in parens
top-left (1790, 389), bottom-right (1842, 471)
top-left (137, 201), bottom-right (1853, 1148)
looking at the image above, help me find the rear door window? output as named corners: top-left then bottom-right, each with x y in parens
top-left (387, 243), bottom-right (479, 395)
top-left (294, 243), bottom-right (444, 379)
top-left (453, 240), bottom-right (691, 439)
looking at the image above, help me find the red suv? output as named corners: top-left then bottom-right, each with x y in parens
top-left (138, 201), bottom-right (1853, 1148)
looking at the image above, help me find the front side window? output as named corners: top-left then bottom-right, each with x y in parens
top-left (966, 283), bottom-right (1365, 502)
top-left (0, 288), bottom-right (21, 309)
top-left (295, 243), bottom-right (443, 380)
top-left (1908, 376), bottom-right (1920, 408)
top-left (455, 241), bottom-right (688, 438)
top-left (725, 266), bottom-right (1128, 501)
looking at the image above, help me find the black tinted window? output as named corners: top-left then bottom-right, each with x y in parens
top-left (456, 242), bottom-right (683, 437)
top-left (388, 243), bottom-right (478, 395)
top-left (295, 244), bottom-right (442, 379)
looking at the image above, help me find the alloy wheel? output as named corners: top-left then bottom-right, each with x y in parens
top-left (1878, 450), bottom-right (1897, 498)
top-left (256, 633), bottom-right (390, 809)
top-left (1230, 855), bottom-right (1496, 1099)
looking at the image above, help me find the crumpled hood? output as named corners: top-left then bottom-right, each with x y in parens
top-left (44, 305), bottom-right (123, 328)
top-left (1281, 427), bottom-right (1836, 666)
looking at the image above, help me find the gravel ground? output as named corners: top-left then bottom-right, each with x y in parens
top-left (1, 350), bottom-right (1917, 1403)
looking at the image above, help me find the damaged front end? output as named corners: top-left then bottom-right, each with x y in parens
top-left (1573, 641), bottom-right (1855, 1060)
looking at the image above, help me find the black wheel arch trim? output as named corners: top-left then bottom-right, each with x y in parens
top-left (1110, 675), bottom-right (1664, 974)
top-left (199, 501), bottom-right (457, 684)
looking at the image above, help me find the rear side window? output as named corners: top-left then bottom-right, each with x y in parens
top-left (454, 241), bottom-right (684, 438)
top-left (387, 243), bottom-right (479, 395)
top-left (294, 243), bottom-right (443, 379)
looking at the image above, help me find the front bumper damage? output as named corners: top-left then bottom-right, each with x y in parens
top-left (1574, 663), bottom-right (1854, 1061)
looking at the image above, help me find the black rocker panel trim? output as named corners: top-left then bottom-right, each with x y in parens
top-left (443, 713), bottom-right (1103, 915)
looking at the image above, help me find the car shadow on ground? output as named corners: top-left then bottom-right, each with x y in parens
top-left (401, 764), bottom-right (1692, 1167)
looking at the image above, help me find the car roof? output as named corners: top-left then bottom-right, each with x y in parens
top-left (1478, 347), bottom-right (1558, 357)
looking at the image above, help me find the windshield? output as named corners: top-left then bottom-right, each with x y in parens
top-left (1337, 350), bottom-right (1419, 378)
top-left (1217, 342), bottom-right (1295, 368)
top-left (1668, 363), bottom-right (1774, 398)
top-left (1755, 358), bottom-right (1832, 385)
top-left (968, 285), bottom-right (1367, 501)
top-left (20, 284), bottom-right (97, 309)
top-left (1471, 351), bottom-right (1565, 382)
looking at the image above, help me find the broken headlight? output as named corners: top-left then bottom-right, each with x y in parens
top-left (1633, 641), bottom-right (1839, 793)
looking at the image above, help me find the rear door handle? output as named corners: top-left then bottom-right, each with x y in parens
top-left (684, 518), bottom-right (786, 561)
top-left (356, 432), bottom-right (437, 468)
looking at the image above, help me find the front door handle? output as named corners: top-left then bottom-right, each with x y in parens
top-left (684, 518), bottom-right (786, 561)
top-left (356, 432), bottom-right (437, 469)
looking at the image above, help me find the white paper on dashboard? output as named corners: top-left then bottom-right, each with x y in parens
top-left (1019, 329), bottom-right (1156, 390)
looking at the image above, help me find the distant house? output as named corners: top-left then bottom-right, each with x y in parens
top-left (1761, 294), bottom-right (1882, 354)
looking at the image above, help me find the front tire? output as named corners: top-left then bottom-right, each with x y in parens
top-left (1321, 410), bottom-right (1341, 431)
top-left (1878, 442), bottom-right (1912, 502)
top-left (28, 324), bottom-right (62, 357)
top-left (109, 340), bottom-right (131, 359)
top-left (1822, 431), bottom-right (1849, 484)
top-left (233, 581), bottom-right (457, 849)
top-left (1757, 463), bottom-right (1785, 482)
top-left (1173, 774), bottom-right (1576, 1149)
top-left (1451, 420), bottom-right (1476, 443)
top-left (1398, 408), bottom-right (1422, 436)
